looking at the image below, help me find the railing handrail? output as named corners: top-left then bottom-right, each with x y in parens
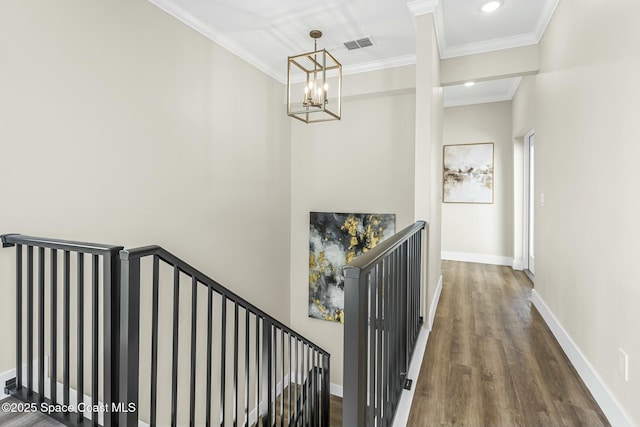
top-left (1, 233), bottom-right (123, 255)
top-left (121, 244), bottom-right (330, 356)
top-left (343, 220), bottom-right (426, 274)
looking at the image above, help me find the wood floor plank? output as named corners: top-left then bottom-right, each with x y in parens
top-left (407, 261), bottom-right (610, 427)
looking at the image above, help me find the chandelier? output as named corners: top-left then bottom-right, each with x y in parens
top-left (287, 30), bottom-right (342, 123)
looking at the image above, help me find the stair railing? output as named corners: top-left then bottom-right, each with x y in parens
top-left (342, 221), bottom-right (426, 426)
top-left (1, 234), bottom-right (123, 427)
top-left (1, 235), bottom-right (330, 427)
top-left (120, 245), bottom-right (330, 427)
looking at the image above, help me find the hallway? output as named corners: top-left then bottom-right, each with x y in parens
top-left (407, 261), bottom-right (609, 426)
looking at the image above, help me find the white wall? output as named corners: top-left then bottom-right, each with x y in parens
top-left (533, 0), bottom-right (640, 424)
top-left (289, 89), bottom-right (417, 388)
top-left (425, 14), bottom-right (444, 326)
top-left (441, 45), bottom-right (539, 86)
top-left (0, 0), bottom-right (291, 373)
top-left (441, 101), bottom-right (514, 265)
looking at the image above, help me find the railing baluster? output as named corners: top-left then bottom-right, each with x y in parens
top-left (389, 252), bottom-right (395, 417)
top-left (233, 302), bottom-right (239, 427)
top-left (295, 338), bottom-right (299, 422)
top-left (63, 250), bottom-right (70, 408)
top-left (255, 315), bottom-right (260, 427)
top-left (385, 257), bottom-right (390, 422)
top-left (401, 243), bottom-right (408, 380)
top-left (92, 254), bottom-right (99, 427)
top-left (322, 353), bottom-right (330, 427)
top-left (190, 275), bottom-right (198, 427)
top-left (171, 265), bottom-right (180, 427)
top-left (220, 295), bottom-right (227, 427)
top-left (389, 251), bottom-right (396, 415)
top-left (50, 249), bottom-right (57, 404)
top-left (261, 317), bottom-right (272, 426)
top-left (16, 245), bottom-right (22, 391)
top-left (103, 249), bottom-right (119, 427)
top-left (311, 349), bottom-right (317, 426)
top-left (280, 328), bottom-right (284, 427)
top-left (151, 255), bottom-right (159, 427)
top-left (305, 344), bottom-right (309, 425)
top-left (27, 245), bottom-right (33, 396)
top-left (245, 309), bottom-right (250, 426)
top-left (318, 350), bottom-right (322, 424)
top-left (408, 238), bottom-right (414, 346)
top-left (77, 252), bottom-right (84, 423)
top-left (288, 333), bottom-right (292, 424)
top-left (38, 247), bottom-right (44, 403)
top-left (205, 282), bottom-right (213, 427)
top-left (379, 262), bottom-right (385, 424)
top-left (376, 263), bottom-right (380, 424)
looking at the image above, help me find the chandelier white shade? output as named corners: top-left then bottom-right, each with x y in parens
top-left (287, 30), bottom-right (342, 123)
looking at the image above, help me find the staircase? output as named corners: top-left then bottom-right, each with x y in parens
top-left (1, 220), bottom-right (427, 427)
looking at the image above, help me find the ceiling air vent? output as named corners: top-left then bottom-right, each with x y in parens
top-left (343, 36), bottom-right (375, 50)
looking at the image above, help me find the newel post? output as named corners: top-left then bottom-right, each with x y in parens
top-left (343, 265), bottom-right (368, 426)
top-left (118, 250), bottom-right (140, 427)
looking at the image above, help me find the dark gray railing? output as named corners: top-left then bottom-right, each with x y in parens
top-left (1, 235), bottom-right (330, 427)
top-left (342, 221), bottom-right (426, 427)
top-left (120, 245), bottom-right (330, 427)
top-left (1, 234), bottom-right (123, 427)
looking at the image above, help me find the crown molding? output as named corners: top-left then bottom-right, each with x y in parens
top-left (147, 0), bottom-right (286, 83)
top-left (440, 32), bottom-right (539, 59)
top-left (407, 0), bottom-right (440, 16)
top-left (432, 2), bottom-right (447, 61)
top-left (343, 54), bottom-right (416, 77)
top-left (534, 0), bottom-right (560, 43)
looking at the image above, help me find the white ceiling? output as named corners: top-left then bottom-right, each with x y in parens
top-left (148, 0), bottom-right (558, 104)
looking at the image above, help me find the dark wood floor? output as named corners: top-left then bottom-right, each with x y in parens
top-left (407, 261), bottom-right (610, 427)
top-left (264, 386), bottom-right (342, 427)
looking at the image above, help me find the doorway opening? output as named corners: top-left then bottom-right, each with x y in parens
top-left (523, 130), bottom-right (535, 282)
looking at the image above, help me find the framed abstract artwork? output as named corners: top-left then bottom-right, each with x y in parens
top-left (308, 212), bottom-right (395, 323)
top-left (443, 142), bottom-right (494, 203)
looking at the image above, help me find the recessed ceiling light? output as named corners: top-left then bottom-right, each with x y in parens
top-left (481, 1), bottom-right (502, 13)
top-left (464, 81), bottom-right (476, 87)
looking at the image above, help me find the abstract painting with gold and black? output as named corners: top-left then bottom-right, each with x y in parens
top-left (309, 212), bottom-right (395, 323)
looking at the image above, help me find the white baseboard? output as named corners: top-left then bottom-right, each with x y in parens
top-left (330, 383), bottom-right (342, 398)
top-left (441, 251), bottom-right (512, 267)
top-left (531, 290), bottom-right (634, 427)
top-left (429, 275), bottom-right (443, 331)
top-left (512, 259), bottom-right (524, 270)
top-left (392, 326), bottom-right (429, 427)
top-left (392, 274), bottom-right (443, 427)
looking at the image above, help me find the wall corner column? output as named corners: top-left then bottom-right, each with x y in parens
top-left (408, 2), bottom-right (443, 321)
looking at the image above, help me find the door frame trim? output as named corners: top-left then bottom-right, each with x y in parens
top-left (523, 128), bottom-right (535, 278)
